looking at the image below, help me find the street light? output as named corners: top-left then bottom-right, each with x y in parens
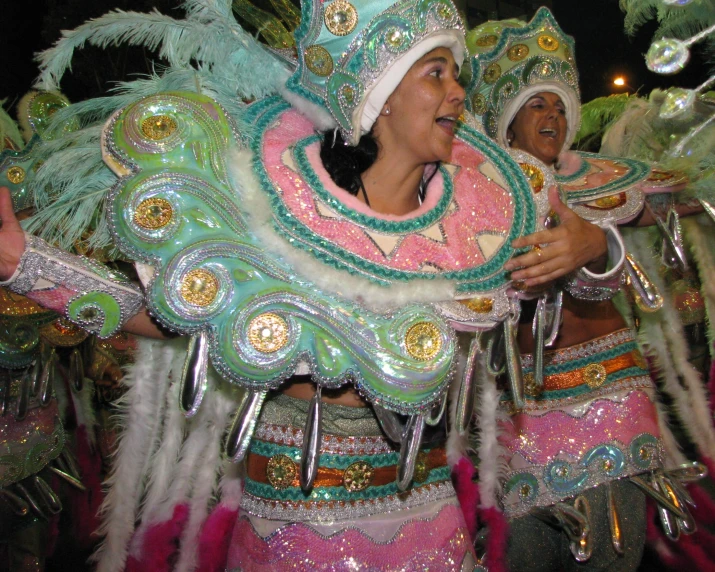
top-left (613, 76), bottom-right (636, 93)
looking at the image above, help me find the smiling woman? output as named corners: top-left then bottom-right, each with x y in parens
top-left (507, 92), bottom-right (567, 166)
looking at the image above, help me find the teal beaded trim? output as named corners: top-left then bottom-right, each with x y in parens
top-left (557, 152), bottom-right (650, 202)
top-left (251, 99), bottom-right (536, 292)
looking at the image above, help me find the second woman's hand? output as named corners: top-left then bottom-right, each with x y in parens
top-left (505, 185), bottom-right (608, 287)
top-left (0, 187), bottom-right (26, 281)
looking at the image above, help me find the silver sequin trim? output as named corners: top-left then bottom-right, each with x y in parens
top-left (240, 480), bottom-right (456, 523)
top-left (254, 423), bottom-right (395, 455)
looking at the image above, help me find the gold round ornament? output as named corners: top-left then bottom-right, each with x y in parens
top-left (248, 312), bottom-right (289, 354)
top-left (460, 297), bottom-right (493, 314)
top-left (266, 454), bottom-right (297, 489)
top-left (471, 93), bottom-right (487, 115)
top-left (537, 34), bottom-right (559, 52)
top-left (507, 44), bottom-right (529, 62)
top-left (343, 460), bottom-right (375, 492)
top-left (523, 372), bottom-right (543, 397)
top-left (583, 363), bottom-right (607, 388)
top-left (483, 63), bottom-right (502, 84)
top-left (304, 45), bottom-right (334, 77)
top-left (324, 0), bottom-right (358, 36)
top-left (141, 115), bottom-right (177, 141)
top-left (134, 197), bottom-right (173, 229)
top-left (180, 269), bottom-right (219, 307)
top-left (404, 321), bottom-right (442, 361)
top-left (520, 163), bottom-right (545, 193)
top-left (6, 166), bottom-right (26, 184)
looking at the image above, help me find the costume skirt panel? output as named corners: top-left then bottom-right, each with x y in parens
top-left (227, 394), bottom-right (478, 571)
top-left (498, 328), bottom-right (663, 518)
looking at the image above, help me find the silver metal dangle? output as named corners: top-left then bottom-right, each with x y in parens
top-left (225, 389), bottom-right (267, 463)
top-left (180, 331), bottom-right (210, 417)
top-left (397, 414), bottom-right (425, 492)
top-left (300, 385), bottom-right (323, 493)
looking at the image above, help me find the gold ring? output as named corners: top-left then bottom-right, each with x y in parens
top-left (532, 245), bottom-right (542, 259)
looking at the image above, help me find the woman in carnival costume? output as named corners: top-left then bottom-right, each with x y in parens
top-left (0, 0), bottom-right (603, 569)
top-left (460, 8), bottom-right (709, 571)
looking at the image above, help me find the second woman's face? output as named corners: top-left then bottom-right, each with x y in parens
top-left (507, 92), bottom-right (567, 166)
top-left (376, 47), bottom-right (465, 164)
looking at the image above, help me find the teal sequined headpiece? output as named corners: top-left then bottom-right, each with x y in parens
top-left (465, 7), bottom-right (580, 152)
top-left (285, 0), bottom-right (465, 144)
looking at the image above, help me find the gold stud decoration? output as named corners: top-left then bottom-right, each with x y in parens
top-left (523, 372), bottom-right (543, 397)
top-left (632, 350), bottom-right (648, 371)
top-left (134, 197), bottom-right (173, 230)
top-left (583, 363), bottom-right (607, 388)
top-left (248, 312), bottom-right (289, 354)
top-left (475, 34), bottom-right (498, 47)
top-left (266, 454), bottom-right (297, 489)
top-left (141, 115), bottom-right (177, 141)
top-left (483, 63), bottom-right (502, 84)
top-left (471, 93), bottom-right (487, 115)
top-left (520, 163), bottom-right (545, 193)
top-left (538, 34), bottom-right (559, 52)
top-left (6, 166), bottom-right (26, 184)
top-left (413, 452), bottom-right (431, 483)
top-left (343, 460), bottom-right (375, 492)
top-left (180, 269), bottom-right (219, 307)
top-left (519, 483), bottom-right (532, 498)
top-left (305, 45), bottom-right (334, 77)
top-left (324, 0), bottom-right (358, 36)
top-left (593, 194), bottom-right (626, 209)
top-left (405, 321), bottom-right (442, 361)
top-left (460, 297), bottom-right (494, 314)
top-left (507, 44), bottom-right (529, 62)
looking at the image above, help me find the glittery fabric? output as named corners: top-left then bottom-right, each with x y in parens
top-left (262, 107), bottom-right (515, 274)
top-left (243, 396), bottom-right (454, 522)
top-left (0, 397), bottom-right (64, 488)
top-left (227, 500), bottom-right (477, 571)
top-left (498, 329), bottom-right (663, 518)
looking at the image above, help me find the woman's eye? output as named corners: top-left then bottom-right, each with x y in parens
top-left (429, 69), bottom-right (442, 78)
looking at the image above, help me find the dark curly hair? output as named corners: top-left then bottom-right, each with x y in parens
top-left (319, 128), bottom-right (380, 196)
top-left (319, 128), bottom-right (439, 202)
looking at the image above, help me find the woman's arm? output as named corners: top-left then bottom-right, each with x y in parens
top-left (0, 186), bottom-right (165, 339)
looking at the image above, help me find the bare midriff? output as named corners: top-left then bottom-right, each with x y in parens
top-left (518, 293), bottom-right (627, 353)
top-left (282, 376), bottom-right (369, 407)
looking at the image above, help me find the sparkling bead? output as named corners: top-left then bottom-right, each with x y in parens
top-left (6, 166), bottom-right (25, 184)
top-left (386, 28), bottom-right (404, 48)
top-left (343, 460), bottom-right (375, 492)
top-left (324, 0), bottom-right (358, 36)
top-left (662, 0), bottom-right (693, 5)
top-left (519, 483), bottom-right (532, 498)
top-left (266, 454), bottom-right (297, 489)
top-left (141, 115), bottom-right (177, 140)
top-left (404, 322), bottom-right (442, 361)
top-left (247, 312), bottom-right (289, 353)
top-left (646, 38), bottom-right (690, 75)
top-left (134, 197), bottom-right (173, 229)
top-left (659, 88), bottom-right (696, 119)
top-left (180, 269), bottom-right (219, 307)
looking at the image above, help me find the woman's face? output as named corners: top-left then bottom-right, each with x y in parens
top-left (375, 47), bottom-right (465, 164)
top-left (507, 92), bottom-right (567, 165)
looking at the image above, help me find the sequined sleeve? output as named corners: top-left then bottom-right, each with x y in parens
top-left (0, 233), bottom-right (144, 338)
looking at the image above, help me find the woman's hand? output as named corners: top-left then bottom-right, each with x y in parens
top-left (0, 187), bottom-right (26, 281)
top-left (504, 185), bottom-right (608, 287)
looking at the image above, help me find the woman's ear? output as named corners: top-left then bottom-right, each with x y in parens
top-left (381, 102), bottom-right (391, 116)
top-left (506, 127), bottom-right (514, 145)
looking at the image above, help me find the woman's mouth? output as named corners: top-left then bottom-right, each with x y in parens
top-left (539, 128), bottom-right (558, 139)
top-left (436, 115), bottom-right (457, 135)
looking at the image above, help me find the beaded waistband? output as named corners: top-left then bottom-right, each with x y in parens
top-left (241, 423), bottom-right (454, 523)
top-left (503, 328), bottom-right (653, 411)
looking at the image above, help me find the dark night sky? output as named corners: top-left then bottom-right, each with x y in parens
top-left (0, 0), bottom-right (709, 115)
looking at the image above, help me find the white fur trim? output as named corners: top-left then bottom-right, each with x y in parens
top-left (355, 31), bottom-right (466, 144)
top-left (499, 82), bottom-right (580, 153)
top-left (93, 338), bottom-right (180, 572)
top-left (227, 147), bottom-right (456, 311)
top-left (279, 85), bottom-right (337, 132)
top-left (474, 357), bottom-right (507, 509)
